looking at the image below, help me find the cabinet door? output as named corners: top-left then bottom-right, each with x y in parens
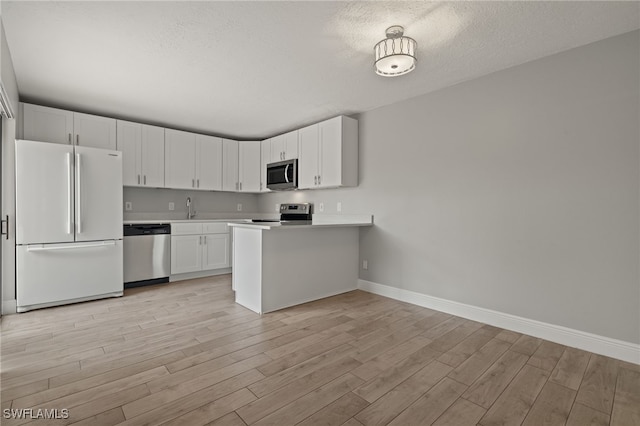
top-left (260, 139), bottom-right (271, 192)
top-left (202, 234), bottom-right (230, 270)
top-left (23, 104), bottom-right (74, 145)
top-left (165, 129), bottom-right (196, 189)
top-left (298, 123), bottom-right (319, 189)
top-left (283, 130), bottom-right (299, 160)
top-left (141, 125), bottom-right (165, 188)
top-left (239, 141), bottom-right (261, 192)
top-left (222, 139), bottom-right (239, 192)
top-left (196, 135), bottom-right (222, 190)
top-left (73, 112), bottom-right (117, 150)
top-left (318, 117), bottom-right (342, 188)
top-left (270, 134), bottom-right (284, 162)
top-left (116, 120), bottom-right (142, 187)
top-left (171, 235), bottom-right (202, 274)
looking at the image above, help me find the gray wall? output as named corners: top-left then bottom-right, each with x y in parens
top-left (1, 17), bottom-right (19, 311)
top-left (123, 187), bottom-right (259, 219)
top-left (260, 31), bottom-right (640, 344)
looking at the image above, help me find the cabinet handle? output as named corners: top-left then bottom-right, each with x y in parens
top-left (137, 174), bottom-right (140, 184)
top-left (144, 175), bottom-right (147, 185)
top-left (76, 134), bottom-right (79, 145)
top-left (68, 133), bottom-right (72, 145)
top-left (240, 182), bottom-right (242, 191)
top-left (318, 175), bottom-right (321, 185)
top-left (192, 178), bottom-right (195, 188)
top-left (197, 179), bottom-right (200, 188)
top-left (203, 236), bottom-right (207, 245)
top-left (314, 176), bottom-right (317, 185)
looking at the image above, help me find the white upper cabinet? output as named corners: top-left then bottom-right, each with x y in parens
top-left (117, 120), bottom-right (142, 186)
top-left (142, 125), bottom-right (166, 188)
top-left (23, 103), bottom-right (73, 145)
top-left (165, 129), bottom-right (196, 190)
top-left (195, 135), bottom-right (223, 191)
top-left (238, 141), bottom-right (261, 192)
top-left (283, 130), bottom-right (299, 160)
top-left (270, 134), bottom-right (284, 163)
top-left (23, 103), bottom-right (356, 194)
top-left (270, 130), bottom-right (298, 163)
top-left (73, 112), bottom-right (117, 150)
top-left (298, 116), bottom-right (358, 189)
top-left (165, 130), bottom-right (223, 190)
top-left (222, 139), bottom-right (239, 192)
top-left (117, 120), bottom-right (165, 187)
top-left (23, 103), bottom-right (116, 150)
top-left (260, 139), bottom-right (271, 192)
top-left (298, 124), bottom-right (319, 189)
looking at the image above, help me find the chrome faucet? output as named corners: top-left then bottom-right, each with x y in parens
top-left (186, 197), bottom-right (196, 219)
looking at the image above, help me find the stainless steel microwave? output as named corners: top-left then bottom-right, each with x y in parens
top-left (266, 159), bottom-right (297, 190)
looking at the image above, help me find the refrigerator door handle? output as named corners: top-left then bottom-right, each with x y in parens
top-left (67, 152), bottom-right (73, 234)
top-left (26, 241), bottom-right (116, 251)
top-left (1, 215), bottom-right (8, 240)
top-left (75, 153), bottom-right (82, 234)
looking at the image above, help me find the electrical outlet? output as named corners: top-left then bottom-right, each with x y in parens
top-left (318, 202), bottom-right (324, 212)
top-left (362, 260), bottom-right (368, 270)
top-left (168, 202), bottom-right (175, 211)
top-left (337, 202), bottom-right (342, 212)
top-left (237, 203), bottom-right (243, 212)
top-left (125, 201), bottom-right (132, 211)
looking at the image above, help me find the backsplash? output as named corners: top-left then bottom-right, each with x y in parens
top-left (123, 187), bottom-right (261, 220)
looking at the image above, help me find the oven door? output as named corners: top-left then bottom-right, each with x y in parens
top-left (266, 159), bottom-right (297, 190)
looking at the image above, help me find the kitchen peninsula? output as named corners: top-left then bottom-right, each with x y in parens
top-left (229, 214), bottom-right (373, 314)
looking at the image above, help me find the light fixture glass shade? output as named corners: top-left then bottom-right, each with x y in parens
top-left (374, 26), bottom-right (417, 77)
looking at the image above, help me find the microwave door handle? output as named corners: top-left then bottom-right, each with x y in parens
top-left (284, 164), bottom-right (290, 183)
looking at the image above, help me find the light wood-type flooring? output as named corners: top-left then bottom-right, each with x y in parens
top-left (1, 275), bottom-right (638, 425)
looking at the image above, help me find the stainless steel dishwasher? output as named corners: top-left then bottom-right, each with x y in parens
top-left (123, 224), bottom-right (171, 288)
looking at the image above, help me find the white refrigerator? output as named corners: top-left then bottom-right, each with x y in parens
top-left (16, 139), bottom-right (123, 312)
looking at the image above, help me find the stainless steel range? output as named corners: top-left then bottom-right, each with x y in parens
top-left (251, 203), bottom-right (312, 223)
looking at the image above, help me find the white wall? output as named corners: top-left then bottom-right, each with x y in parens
top-left (1, 18), bottom-right (19, 313)
top-left (260, 30), bottom-right (640, 344)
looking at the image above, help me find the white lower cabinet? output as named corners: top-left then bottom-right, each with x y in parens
top-left (171, 222), bottom-right (230, 275)
top-left (202, 234), bottom-right (230, 270)
top-left (171, 235), bottom-right (202, 274)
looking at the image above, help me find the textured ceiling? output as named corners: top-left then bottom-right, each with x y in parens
top-left (2, 1), bottom-right (639, 139)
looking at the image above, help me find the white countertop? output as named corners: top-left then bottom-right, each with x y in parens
top-left (124, 214), bottom-right (373, 228)
top-left (123, 213), bottom-right (278, 225)
top-left (124, 219), bottom-right (254, 225)
top-left (228, 214), bottom-right (374, 230)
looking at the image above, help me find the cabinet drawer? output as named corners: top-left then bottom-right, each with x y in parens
top-left (171, 222), bottom-right (203, 235)
top-left (202, 223), bottom-right (229, 234)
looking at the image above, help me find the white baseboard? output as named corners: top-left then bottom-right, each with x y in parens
top-left (358, 279), bottom-right (640, 365)
top-left (170, 268), bottom-right (232, 282)
top-left (2, 299), bottom-right (17, 315)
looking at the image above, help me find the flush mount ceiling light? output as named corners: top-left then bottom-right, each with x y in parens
top-left (374, 25), bottom-right (417, 77)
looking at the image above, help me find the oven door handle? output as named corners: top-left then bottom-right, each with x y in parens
top-left (284, 164), bottom-right (290, 183)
